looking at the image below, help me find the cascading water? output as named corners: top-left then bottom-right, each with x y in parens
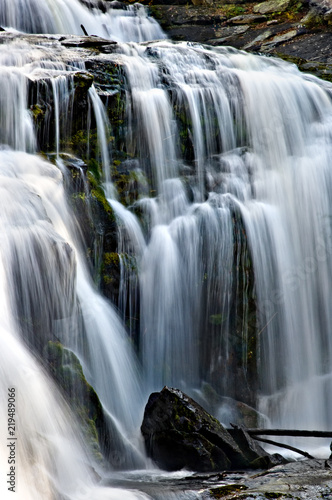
top-left (0, 0), bottom-right (165, 42)
top-left (102, 41), bottom-right (332, 435)
top-left (0, 148), bottom-right (152, 498)
top-left (0, 35), bottom-right (151, 499)
top-left (2, 0), bottom-right (332, 497)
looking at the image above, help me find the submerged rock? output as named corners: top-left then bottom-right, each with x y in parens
top-left (141, 387), bottom-right (281, 472)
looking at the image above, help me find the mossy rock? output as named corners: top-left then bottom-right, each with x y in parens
top-left (264, 492), bottom-right (284, 498)
top-left (141, 387), bottom-right (252, 472)
top-left (73, 71), bottom-right (94, 90)
top-left (210, 484), bottom-right (248, 498)
top-left (46, 341), bottom-right (106, 464)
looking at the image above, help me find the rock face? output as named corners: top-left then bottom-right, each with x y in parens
top-left (149, 0), bottom-right (332, 83)
top-left (253, 0), bottom-right (290, 14)
top-left (46, 341), bottom-right (107, 464)
top-left (141, 387), bottom-right (282, 472)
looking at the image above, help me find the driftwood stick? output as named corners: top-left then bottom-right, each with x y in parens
top-left (251, 435), bottom-right (315, 459)
top-left (246, 429), bottom-right (332, 438)
top-left (81, 24), bottom-right (89, 36)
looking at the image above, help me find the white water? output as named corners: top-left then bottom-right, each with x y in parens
top-left (1, 1), bottom-right (332, 496)
top-left (0, 37), bottom-right (150, 499)
top-left (0, 149), bottom-right (151, 499)
top-left (102, 41), bottom-right (332, 435)
top-left (0, 0), bottom-right (165, 42)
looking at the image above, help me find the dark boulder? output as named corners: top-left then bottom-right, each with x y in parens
top-left (228, 424), bottom-right (287, 468)
top-left (141, 387), bottom-right (282, 472)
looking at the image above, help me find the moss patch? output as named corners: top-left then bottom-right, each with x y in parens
top-left (209, 484), bottom-right (248, 498)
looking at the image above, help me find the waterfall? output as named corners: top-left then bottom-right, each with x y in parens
top-left (2, 0), bottom-right (332, 495)
top-left (0, 148), bottom-right (150, 498)
top-left (0, 33), bottom-right (150, 499)
top-left (105, 40), bottom-right (332, 432)
top-left (0, 0), bottom-right (166, 42)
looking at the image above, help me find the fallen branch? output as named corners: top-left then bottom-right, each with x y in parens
top-left (81, 24), bottom-right (89, 36)
top-left (246, 429), bottom-right (332, 438)
top-left (251, 435), bottom-right (315, 459)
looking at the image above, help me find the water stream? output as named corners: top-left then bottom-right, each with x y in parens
top-left (1, 0), bottom-right (332, 498)
top-left (0, 0), bottom-right (165, 42)
top-left (107, 41), bottom-right (332, 434)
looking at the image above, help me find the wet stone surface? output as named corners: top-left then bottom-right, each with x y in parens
top-left (104, 459), bottom-right (332, 499)
top-left (150, 0), bottom-right (332, 83)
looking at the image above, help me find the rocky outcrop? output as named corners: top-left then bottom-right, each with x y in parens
top-left (46, 341), bottom-right (107, 464)
top-left (148, 0), bottom-right (332, 81)
top-left (253, 0), bottom-right (291, 14)
top-left (141, 387), bottom-right (284, 472)
top-left (46, 341), bottom-right (140, 469)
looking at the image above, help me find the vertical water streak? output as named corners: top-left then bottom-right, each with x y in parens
top-left (233, 60), bottom-right (332, 429)
top-left (0, 60), bottom-right (35, 151)
top-left (120, 44), bottom-right (179, 190)
top-left (51, 74), bottom-right (75, 157)
top-left (88, 85), bottom-right (115, 197)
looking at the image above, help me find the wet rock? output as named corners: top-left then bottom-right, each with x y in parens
top-left (209, 484), bottom-right (248, 497)
top-left (228, 13), bottom-right (267, 24)
top-left (246, 459), bottom-right (332, 498)
top-left (209, 25), bottom-right (250, 44)
top-left (60, 34), bottom-right (117, 48)
top-left (141, 387), bottom-right (278, 472)
top-left (253, 0), bottom-right (291, 14)
top-left (148, 0), bottom-right (189, 4)
top-left (107, 0), bottom-right (128, 9)
top-left (215, 25), bottom-right (250, 37)
top-left (45, 341), bottom-right (107, 464)
top-left (301, 8), bottom-right (323, 26)
top-left (243, 29), bottom-right (273, 49)
top-left (300, 60), bottom-right (332, 81)
top-left (151, 5), bottom-right (225, 28)
top-left (191, 0), bottom-right (213, 5)
top-left (261, 28), bottom-right (299, 48)
top-left (228, 425), bottom-right (287, 468)
top-left (45, 340), bottom-right (140, 469)
top-left (192, 385), bottom-right (265, 429)
top-left (141, 387), bottom-right (245, 471)
top-left (217, 398), bottom-right (266, 429)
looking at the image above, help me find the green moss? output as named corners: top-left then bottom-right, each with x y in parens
top-left (222, 4), bottom-right (246, 18)
top-left (264, 493), bottom-right (284, 499)
top-left (209, 484), bottom-right (248, 498)
top-left (103, 275), bottom-right (115, 285)
top-left (104, 252), bottom-right (120, 266)
top-left (73, 71), bottom-right (94, 89)
top-left (150, 6), bottom-right (163, 21)
top-left (87, 170), bottom-right (99, 189)
top-left (69, 129), bottom-right (89, 159)
top-left (30, 103), bottom-right (44, 120)
top-left (72, 192), bottom-right (86, 201)
top-left (209, 314), bottom-right (226, 326)
top-left (90, 188), bottom-right (115, 218)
